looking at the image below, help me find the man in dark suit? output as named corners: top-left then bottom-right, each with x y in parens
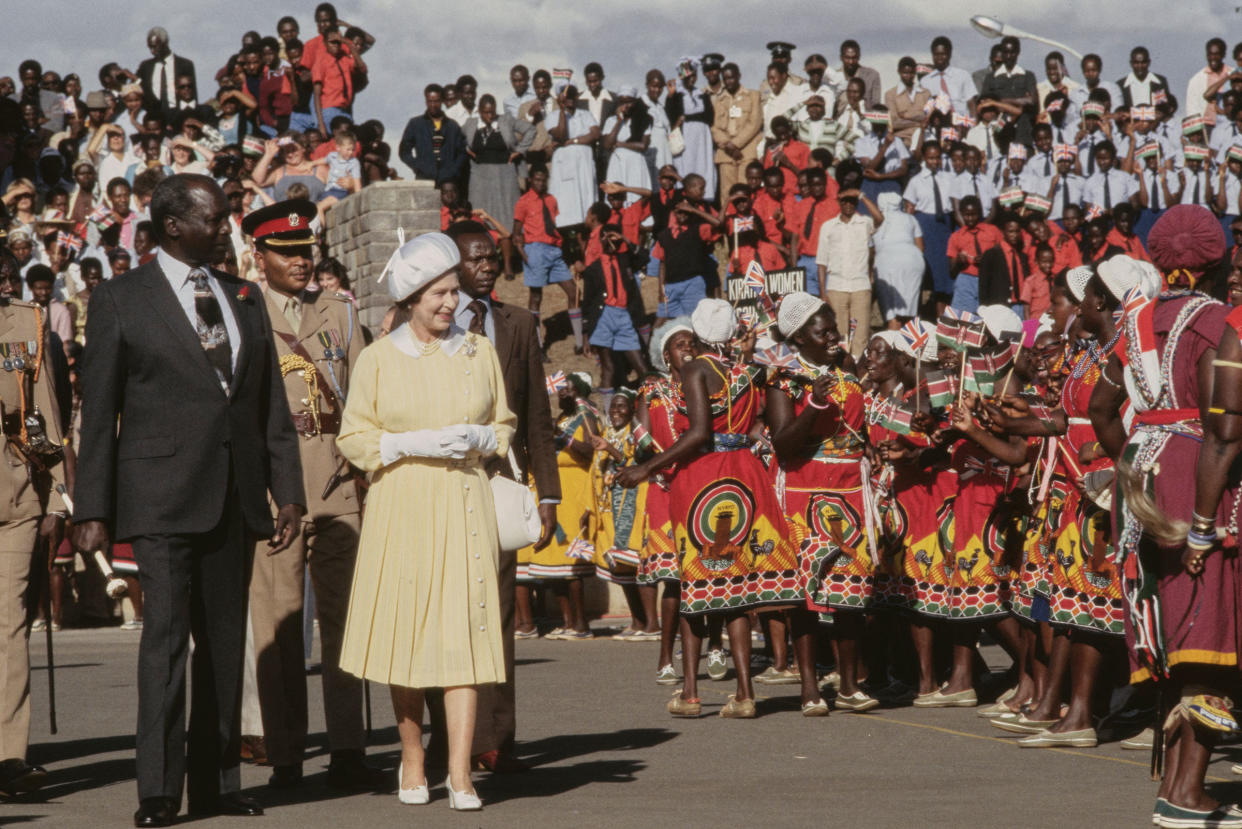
top-left (434, 220), bottom-right (559, 772)
top-left (137, 26), bottom-right (197, 120)
top-left (398, 83), bottom-right (468, 186)
top-left (1117, 45), bottom-right (1171, 108)
top-left (72, 174), bottom-right (305, 828)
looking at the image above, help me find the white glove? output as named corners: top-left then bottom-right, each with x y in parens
top-left (461, 424), bottom-right (498, 455)
top-left (379, 429), bottom-right (470, 465)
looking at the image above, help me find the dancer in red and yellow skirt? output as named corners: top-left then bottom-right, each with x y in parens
top-left (1005, 261), bottom-right (1142, 747)
top-left (766, 293), bottom-right (872, 715)
top-left (635, 319), bottom-right (695, 682)
top-left (618, 299), bottom-right (800, 719)
top-left (920, 306), bottom-right (1029, 708)
top-left (1092, 206), bottom-right (1242, 828)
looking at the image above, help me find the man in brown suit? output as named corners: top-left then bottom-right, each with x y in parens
top-left (0, 254), bottom-right (70, 797)
top-left (711, 63), bottom-right (762, 203)
top-left (240, 200), bottom-right (382, 791)
top-left (426, 220), bottom-right (559, 773)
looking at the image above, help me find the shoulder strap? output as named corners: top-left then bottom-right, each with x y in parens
top-left (273, 328), bottom-right (341, 413)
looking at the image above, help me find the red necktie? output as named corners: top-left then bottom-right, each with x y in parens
top-left (606, 257), bottom-right (626, 305)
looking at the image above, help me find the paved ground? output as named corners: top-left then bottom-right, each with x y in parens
top-left (10, 624), bottom-right (1242, 828)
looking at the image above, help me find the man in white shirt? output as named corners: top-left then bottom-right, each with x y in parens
top-left (955, 146), bottom-right (998, 219)
top-left (920, 36), bottom-right (976, 118)
top-left (816, 189), bottom-right (879, 358)
top-left (445, 74), bottom-right (479, 128)
top-left (1185, 38), bottom-right (1232, 120)
top-left (580, 62), bottom-right (614, 127)
top-left (1036, 51), bottom-right (1081, 124)
top-left (1117, 46), bottom-right (1170, 108)
top-left (137, 26), bottom-right (196, 119)
top-left (762, 63), bottom-right (810, 143)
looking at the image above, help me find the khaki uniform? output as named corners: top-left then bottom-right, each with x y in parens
top-left (710, 86), bottom-right (763, 201)
top-left (250, 289), bottom-right (362, 767)
top-left (0, 301), bottom-right (67, 763)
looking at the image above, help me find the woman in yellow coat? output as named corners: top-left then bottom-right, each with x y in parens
top-left (336, 232), bottom-right (516, 812)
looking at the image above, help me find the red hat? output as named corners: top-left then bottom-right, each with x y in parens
top-left (1147, 204), bottom-right (1226, 278)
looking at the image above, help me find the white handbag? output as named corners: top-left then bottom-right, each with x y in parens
top-left (490, 450), bottom-right (542, 552)
top-left (667, 126), bottom-right (686, 157)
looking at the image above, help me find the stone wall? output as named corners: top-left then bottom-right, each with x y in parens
top-left (323, 180), bottom-right (441, 330)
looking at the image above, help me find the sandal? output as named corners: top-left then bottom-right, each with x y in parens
top-left (514, 629), bottom-right (539, 640)
top-left (667, 690), bottom-right (701, 717)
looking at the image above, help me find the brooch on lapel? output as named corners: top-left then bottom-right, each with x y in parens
top-left (463, 333), bottom-right (478, 358)
top-left (236, 284), bottom-right (254, 303)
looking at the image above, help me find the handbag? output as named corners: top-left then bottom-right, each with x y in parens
top-left (490, 450), bottom-right (542, 552)
top-left (667, 126), bottom-right (685, 157)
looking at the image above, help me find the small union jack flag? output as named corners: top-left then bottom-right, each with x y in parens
top-left (546, 371), bottom-right (568, 395)
top-left (899, 319), bottom-right (929, 354)
top-left (744, 259), bottom-right (766, 293)
top-left (57, 231), bottom-right (83, 254)
top-left (732, 214), bottom-right (755, 234)
top-left (1121, 285), bottom-right (1148, 317)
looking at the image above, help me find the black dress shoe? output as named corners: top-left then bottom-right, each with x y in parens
top-left (326, 751), bottom-right (388, 791)
top-left (267, 764), bottom-right (302, 789)
top-left (189, 793), bottom-right (263, 817)
top-left (0, 758), bottom-right (47, 796)
top-left (133, 797), bottom-right (177, 828)
top-left (216, 793), bottom-right (264, 816)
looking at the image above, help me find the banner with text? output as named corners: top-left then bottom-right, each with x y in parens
top-left (726, 267), bottom-right (807, 307)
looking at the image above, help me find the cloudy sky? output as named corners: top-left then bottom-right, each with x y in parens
top-left (10, 0), bottom-right (1237, 155)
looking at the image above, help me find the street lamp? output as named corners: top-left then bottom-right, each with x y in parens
top-left (969, 15), bottom-right (1084, 61)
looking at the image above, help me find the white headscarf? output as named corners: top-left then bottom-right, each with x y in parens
top-left (650, 318), bottom-right (693, 372)
top-left (877, 192), bottom-right (904, 215)
top-left (691, 298), bottom-right (736, 345)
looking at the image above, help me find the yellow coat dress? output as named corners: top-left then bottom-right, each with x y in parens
top-left (336, 326), bottom-right (516, 689)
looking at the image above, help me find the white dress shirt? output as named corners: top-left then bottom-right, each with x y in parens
top-left (902, 167), bottom-right (949, 215)
top-left (1082, 169), bottom-right (1138, 209)
top-left (1049, 173), bottom-right (1085, 219)
top-left (1069, 81), bottom-right (1123, 112)
top-left (157, 248), bottom-right (240, 372)
top-left (953, 170), bottom-right (998, 208)
top-left (920, 66), bottom-right (976, 116)
top-left (815, 214), bottom-right (875, 293)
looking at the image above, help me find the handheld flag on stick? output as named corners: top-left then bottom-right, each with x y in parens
top-left (744, 259), bottom-right (766, 294)
top-left (546, 371), bottom-right (568, 395)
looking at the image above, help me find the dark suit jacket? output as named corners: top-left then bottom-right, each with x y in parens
top-left (74, 260), bottom-right (304, 539)
top-left (486, 301), bottom-right (561, 502)
top-left (138, 54), bottom-right (198, 117)
top-left (1117, 73), bottom-right (1171, 108)
top-left (398, 114), bottom-right (468, 185)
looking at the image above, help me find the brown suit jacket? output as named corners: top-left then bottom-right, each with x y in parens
top-left (487, 300), bottom-right (560, 501)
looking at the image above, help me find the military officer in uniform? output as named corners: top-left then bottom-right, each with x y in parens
top-left (241, 200), bottom-right (383, 791)
top-left (760, 41), bottom-right (805, 100)
top-left (0, 259), bottom-right (70, 797)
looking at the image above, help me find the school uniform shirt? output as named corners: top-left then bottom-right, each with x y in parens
top-left (953, 169), bottom-right (998, 209)
top-left (610, 201), bottom-right (649, 246)
top-left (1006, 166), bottom-right (1051, 197)
top-left (1210, 121), bottom-right (1242, 165)
top-left (311, 50), bottom-right (356, 110)
top-left (919, 65), bottom-right (976, 117)
top-left (1105, 229), bottom-right (1151, 261)
top-left (903, 166), bottom-right (951, 216)
top-left (1082, 169), bottom-right (1138, 210)
top-left (853, 134), bottom-right (910, 174)
top-left (1077, 131), bottom-right (1109, 176)
top-left (1139, 168), bottom-right (1179, 210)
top-left (1028, 149), bottom-right (1057, 180)
top-left (763, 139), bottom-right (811, 193)
top-left (513, 190), bottom-right (562, 246)
top-left (732, 240), bottom-right (786, 274)
top-left (965, 122), bottom-right (1003, 162)
top-left (752, 190), bottom-right (797, 246)
top-left (1221, 172), bottom-right (1242, 216)
top-left (789, 188), bottom-right (842, 257)
top-left (946, 222), bottom-right (1004, 277)
top-left (815, 214), bottom-right (876, 293)
top-left (1178, 168), bottom-right (1212, 208)
top-left (1049, 173), bottom-right (1086, 219)
top-left (1069, 81), bottom-right (1124, 112)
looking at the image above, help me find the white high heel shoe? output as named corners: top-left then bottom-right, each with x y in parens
top-left (446, 780), bottom-right (482, 811)
top-left (397, 762), bottom-right (429, 805)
